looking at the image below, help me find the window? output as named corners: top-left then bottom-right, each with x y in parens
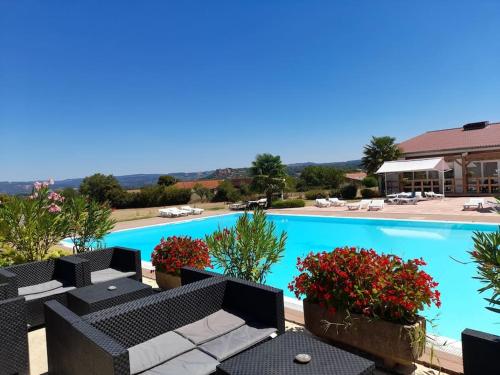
top-left (466, 163), bottom-right (481, 178)
top-left (428, 171), bottom-right (439, 179)
top-left (483, 162), bottom-right (498, 178)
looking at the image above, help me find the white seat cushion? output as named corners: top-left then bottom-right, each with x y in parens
top-left (141, 349), bottom-right (219, 375)
top-left (199, 324), bottom-right (277, 361)
top-left (175, 309), bottom-right (245, 345)
top-left (91, 268), bottom-right (136, 284)
top-left (18, 280), bottom-right (63, 296)
top-left (128, 331), bottom-right (195, 375)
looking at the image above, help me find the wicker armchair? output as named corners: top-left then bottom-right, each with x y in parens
top-left (72, 247), bottom-right (142, 285)
top-left (0, 296), bottom-right (29, 375)
top-left (0, 257), bottom-right (87, 328)
top-left (45, 272), bottom-right (285, 375)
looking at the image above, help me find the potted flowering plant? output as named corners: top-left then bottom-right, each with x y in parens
top-left (151, 236), bottom-right (212, 289)
top-left (289, 247), bottom-right (441, 368)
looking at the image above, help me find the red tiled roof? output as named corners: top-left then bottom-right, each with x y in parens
top-left (173, 179), bottom-right (223, 190)
top-left (345, 172), bottom-right (367, 181)
top-left (399, 122), bottom-right (500, 154)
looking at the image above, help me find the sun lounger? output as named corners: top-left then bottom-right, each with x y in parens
top-left (229, 202), bottom-right (247, 210)
top-left (415, 192), bottom-right (426, 201)
top-left (181, 206), bottom-right (204, 215)
top-left (328, 197), bottom-right (346, 206)
top-left (425, 191), bottom-right (444, 199)
top-left (463, 198), bottom-right (485, 210)
top-left (347, 199), bottom-right (371, 210)
top-left (315, 198), bottom-right (331, 208)
top-left (368, 199), bottom-right (384, 211)
top-left (398, 197), bottom-right (418, 205)
top-left (159, 208), bottom-right (190, 217)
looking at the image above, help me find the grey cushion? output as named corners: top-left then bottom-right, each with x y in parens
top-left (141, 349), bottom-right (219, 375)
top-left (91, 268), bottom-right (136, 284)
top-left (128, 331), bottom-right (195, 375)
top-left (175, 309), bottom-right (245, 345)
top-left (23, 285), bottom-right (76, 301)
top-left (18, 280), bottom-right (63, 296)
top-left (199, 324), bottom-right (277, 361)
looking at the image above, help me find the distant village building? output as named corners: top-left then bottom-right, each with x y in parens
top-left (393, 121), bottom-right (500, 195)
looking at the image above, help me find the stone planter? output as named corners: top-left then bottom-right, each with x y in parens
top-left (462, 328), bottom-right (500, 375)
top-left (303, 300), bottom-right (425, 368)
top-left (155, 271), bottom-right (181, 290)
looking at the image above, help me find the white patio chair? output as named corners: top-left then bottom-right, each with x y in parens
top-left (368, 199), bottom-right (384, 211)
top-left (463, 198), bottom-right (485, 210)
top-left (315, 198), bottom-right (331, 208)
top-left (328, 197), bottom-right (346, 206)
top-left (347, 199), bottom-right (371, 210)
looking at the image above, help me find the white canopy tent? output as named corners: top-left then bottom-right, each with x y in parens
top-left (376, 157), bottom-right (451, 196)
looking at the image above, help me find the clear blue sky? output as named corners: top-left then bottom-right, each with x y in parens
top-left (1, 0), bottom-right (500, 181)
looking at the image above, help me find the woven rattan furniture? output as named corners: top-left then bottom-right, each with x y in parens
top-left (45, 273), bottom-right (284, 375)
top-left (66, 278), bottom-right (154, 315)
top-left (0, 257), bottom-right (87, 328)
top-left (72, 247), bottom-right (142, 285)
top-left (216, 331), bottom-right (375, 375)
top-left (0, 296), bottom-right (30, 375)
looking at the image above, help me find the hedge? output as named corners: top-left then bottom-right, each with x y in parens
top-left (340, 184), bottom-right (358, 199)
top-left (304, 190), bottom-right (329, 200)
top-left (360, 188), bottom-right (379, 199)
top-left (271, 199), bottom-right (306, 209)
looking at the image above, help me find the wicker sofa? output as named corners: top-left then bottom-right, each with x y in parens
top-left (0, 257), bottom-right (87, 328)
top-left (45, 271), bottom-right (285, 375)
top-left (0, 296), bottom-right (30, 375)
top-left (72, 246), bottom-right (142, 285)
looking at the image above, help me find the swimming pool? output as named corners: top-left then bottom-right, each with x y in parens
top-left (88, 213), bottom-right (499, 340)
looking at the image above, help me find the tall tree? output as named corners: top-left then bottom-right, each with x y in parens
top-left (361, 136), bottom-right (401, 175)
top-left (79, 174), bottom-right (122, 204)
top-left (298, 166), bottom-right (345, 190)
top-left (157, 175), bottom-right (178, 186)
top-left (250, 153), bottom-right (287, 204)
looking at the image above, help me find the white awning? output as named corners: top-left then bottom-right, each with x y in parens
top-left (376, 157), bottom-right (450, 174)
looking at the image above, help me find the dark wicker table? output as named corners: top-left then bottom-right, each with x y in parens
top-left (216, 332), bottom-right (375, 375)
top-left (66, 278), bottom-right (153, 315)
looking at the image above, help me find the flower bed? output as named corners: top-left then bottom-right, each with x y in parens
top-left (289, 247), bottom-right (441, 324)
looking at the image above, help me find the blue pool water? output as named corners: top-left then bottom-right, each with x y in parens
top-left (93, 213), bottom-right (499, 340)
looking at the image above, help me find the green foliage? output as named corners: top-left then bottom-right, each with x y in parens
top-left (361, 136), bottom-right (401, 175)
top-left (126, 186), bottom-right (191, 208)
top-left (298, 166), bottom-right (345, 191)
top-left (79, 173), bottom-right (123, 204)
top-left (362, 176), bottom-right (378, 188)
top-left (360, 188), bottom-right (379, 199)
top-left (0, 184), bottom-right (69, 262)
top-left (271, 199), bottom-right (305, 209)
top-left (65, 196), bottom-right (116, 253)
top-left (0, 194), bottom-right (11, 204)
top-left (212, 181), bottom-right (241, 202)
top-left (304, 190), bottom-right (329, 200)
top-left (250, 153), bottom-right (287, 203)
top-left (59, 187), bottom-right (79, 200)
top-left (193, 183), bottom-right (213, 202)
top-left (157, 175), bottom-right (178, 186)
top-left (205, 210), bottom-right (286, 283)
top-left (471, 229), bottom-right (500, 313)
top-left (341, 184), bottom-right (358, 199)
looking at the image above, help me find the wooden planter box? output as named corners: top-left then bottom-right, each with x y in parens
top-left (462, 328), bottom-right (500, 375)
top-left (303, 300), bottom-right (425, 368)
top-left (155, 271), bottom-right (181, 290)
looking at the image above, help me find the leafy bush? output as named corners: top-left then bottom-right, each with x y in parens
top-left (205, 210), bottom-right (287, 283)
top-left (289, 247), bottom-right (441, 324)
top-left (362, 176), bottom-right (378, 188)
top-left (340, 184), bottom-right (358, 199)
top-left (271, 199), bottom-right (306, 209)
top-left (65, 196), bottom-right (115, 253)
top-left (471, 230), bottom-right (500, 313)
top-left (305, 190), bottom-right (329, 200)
top-left (151, 236), bottom-right (212, 276)
top-left (0, 181), bottom-right (69, 262)
top-left (157, 175), bottom-right (178, 186)
top-left (298, 166), bottom-right (345, 191)
top-left (79, 173), bottom-right (123, 203)
top-left (212, 180), bottom-right (241, 202)
top-left (113, 186), bottom-right (191, 208)
top-left (360, 188), bottom-right (378, 199)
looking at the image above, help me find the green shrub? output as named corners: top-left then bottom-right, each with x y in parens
top-left (362, 176), bottom-right (378, 188)
top-left (305, 190), bottom-right (329, 200)
top-left (330, 189), bottom-right (341, 198)
top-left (271, 199), bottom-right (306, 209)
top-left (360, 188), bottom-right (378, 199)
top-left (340, 184), bottom-right (358, 199)
top-left (212, 181), bottom-right (241, 202)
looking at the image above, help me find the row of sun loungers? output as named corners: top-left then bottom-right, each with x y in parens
top-left (316, 198), bottom-right (385, 211)
top-left (314, 198), bottom-right (345, 207)
top-left (159, 205), bottom-right (204, 217)
top-left (229, 198), bottom-right (267, 210)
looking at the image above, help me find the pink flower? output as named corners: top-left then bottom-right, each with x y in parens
top-left (48, 192), bottom-right (64, 202)
top-left (48, 203), bottom-right (61, 213)
top-left (42, 182), bottom-right (49, 188)
top-left (34, 182), bottom-right (42, 191)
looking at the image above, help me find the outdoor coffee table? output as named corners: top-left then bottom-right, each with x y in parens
top-left (216, 331), bottom-right (375, 375)
top-left (66, 278), bottom-right (153, 315)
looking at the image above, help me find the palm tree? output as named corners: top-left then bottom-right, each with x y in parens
top-left (250, 153), bottom-right (287, 204)
top-left (361, 136), bottom-right (401, 175)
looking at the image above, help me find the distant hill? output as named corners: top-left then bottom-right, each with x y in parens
top-left (0, 159), bottom-right (362, 195)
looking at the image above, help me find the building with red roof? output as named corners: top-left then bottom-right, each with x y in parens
top-left (397, 121), bottom-right (500, 195)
